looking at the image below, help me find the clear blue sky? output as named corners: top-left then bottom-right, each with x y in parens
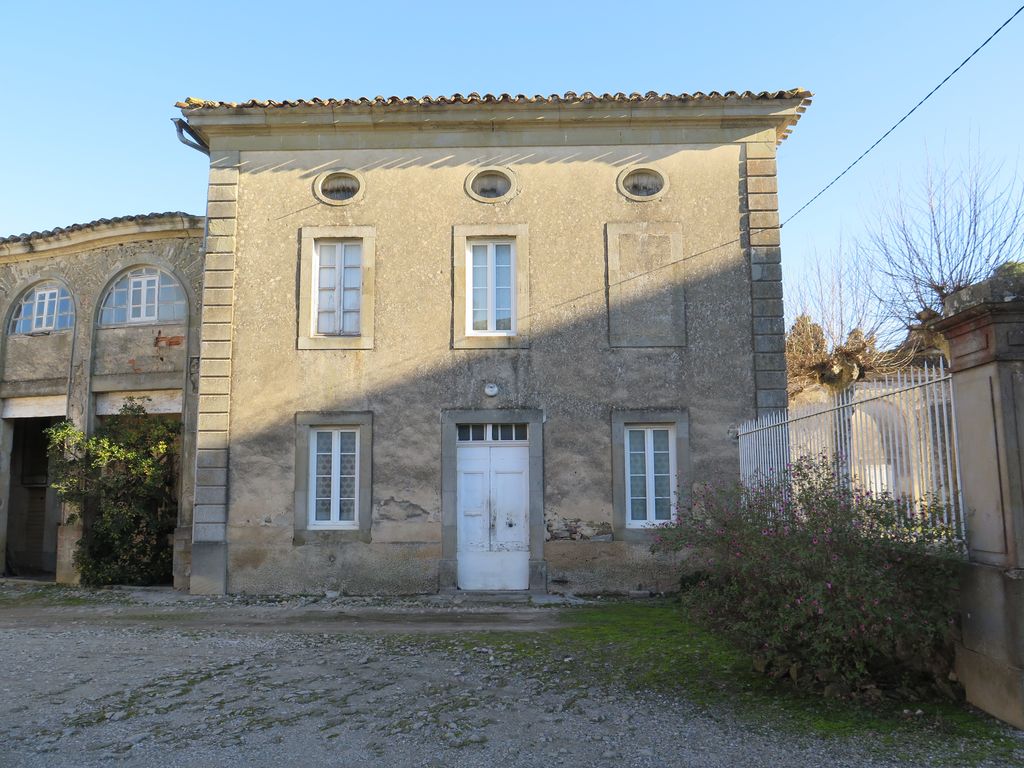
top-left (1, 1), bottom-right (1021, 292)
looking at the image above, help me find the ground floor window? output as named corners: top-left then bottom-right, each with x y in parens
top-left (309, 428), bottom-right (359, 528)
top-left (456, 423), bottom-right (527, 442)
top-left (625, 425), bottom-right (676, 526)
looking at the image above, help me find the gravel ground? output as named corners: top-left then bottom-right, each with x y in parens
top-left (0, 581), bottom-right (1019, 767)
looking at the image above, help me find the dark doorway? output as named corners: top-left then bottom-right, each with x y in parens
top-left (5, 417), bottom-right (60, 577)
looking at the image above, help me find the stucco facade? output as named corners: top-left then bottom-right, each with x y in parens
top-left (177, 91), bottom-right (809, 595)
top-left (0, 214), bottom-right (205, 586)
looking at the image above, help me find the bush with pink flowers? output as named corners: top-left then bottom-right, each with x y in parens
top-left (654, 455), bottom-right (964, 698)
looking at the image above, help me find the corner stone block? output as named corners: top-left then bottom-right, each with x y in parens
top-left (195, 484), bottom-right (228, 505)
top-left (745, 142), bottom-right (776, 159)
top-left (754, 334), bottom-right (786, 353)
top-left (206, 201), bottom-right (238, 219)
top-left (750, 228), bottom-right (781, 247)
top-left (753, 317), bottom-right (786, 335)
top-left (755, 352), bottom-right (787, 371)
top-left (204, 236), bottom-right (235, 253)
top-left (206, 218), bottom-right (237, 237)
top-left (190, 541), bottom-right (227, 595)
top-left (193, 504), bottom-right (227, 524)
top-left (200, 340), bottom-right (232, 359)
top-left (746, 159), bottom-right (777, 177)
top-left (756, 370), bottom-right (788, 390)
top-left (751, 263), bottom-right (783, 282)
top-left (749, 211), bottom-right (780, 230)
top-left (196, 468), bottom-right (229, 487)
top-left (196, 448), bottom-right (229, 468)
top-left (748, 194), bottom-right (780, 211)
top-left (752, 299), bottom-right (784, 317)
top-left (199, 358), bottom-right (231, 378)
top-left (199, 376), bottom-right (231, 395)
top-left (750, 247), bottom-right (782, 264)
top-left (747, 176), bottom-right (778, 194)
top-left (207, 185), bottom-right (239, 202)
top-left (203, 271), bottom-right (235, 289)
top-left (196, 430), bottom-right (230, 450)
top-left (204, 253), bottom-right (235, 271)
top-left (201, 322), bottom-right (232, 342)
top-left (756, 389), bottom-right (788, 409)
top-left (751, 281), bottom-right (783, 299)
top-left (198, 413), bottom-right (230, 433)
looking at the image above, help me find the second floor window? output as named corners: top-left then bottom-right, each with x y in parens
top-left (99, 267), bottom-right (187, 326)
top-left (468, 240), bottom-right (515, 335)
top-left (315, 240), bottom-right (362, 335)
top-left (8, 282), bottom-right (75, 334)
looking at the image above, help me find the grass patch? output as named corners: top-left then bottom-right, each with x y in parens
top-left (424, 600), bottom-right (1019, 766)
top-left (0, 582), bottom-right (132, 607)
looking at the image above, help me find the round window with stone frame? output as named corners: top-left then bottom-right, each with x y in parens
top-left (465, 167), bottom-right (517, 203)
top-left (313, 170), bottom-right (365, 206)
top-left (617, 167), bottom-right (668, 202)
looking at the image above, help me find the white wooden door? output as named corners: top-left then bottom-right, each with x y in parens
top-left (456, 443), bottom-right (530, 590)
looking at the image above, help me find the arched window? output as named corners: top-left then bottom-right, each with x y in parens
top-left (8, 282), bottom-right (75, 335)
top-left (99, 267), bottom-right (187, 326)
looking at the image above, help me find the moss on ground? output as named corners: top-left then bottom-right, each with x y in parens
top-left (421, 600), bottom-right (1020, 767)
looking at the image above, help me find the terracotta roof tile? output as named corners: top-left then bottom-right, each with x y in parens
top-left (176, 89), bottom-right (812, 110)
top-left (1, 212), bottom-right (202, 246)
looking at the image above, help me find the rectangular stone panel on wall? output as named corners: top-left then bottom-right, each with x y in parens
top-left (606, 222), bottom-right (686, 348)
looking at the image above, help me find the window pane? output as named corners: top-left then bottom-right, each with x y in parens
top-left (316, 432), bottom-right (333, 453)
top-left (494, 243), bottom-right (511, 264)
top-left (514, 424), bottom-right (527, 440)
top-left (499, 424), bottom-right (512, 440)
top-left (315, 499), bottom-right (331, 522)
top-left (652, 430), bottom-right (670, 452)
top-left (317, 312), bottom-right (337, 334)
top-left (343, 267), bottom-right (361, 290)
top-left (472, 310), bottom-right (488, 331)
top-left (471, 424), bottom-right (485, 441)
top-left (341, 311), bottom-right (359, 334)
top-left (653, 453), bottom-right (670, 474)
top-left (654, 476), bottom-right (670, 498)
top-left (339, 499), bottom-right (356, 522)
top-left (343, 243), bottom-right (361, 267)
top-left (342, 289), bottom-right (360, 311)
top-left (494, 312), bottom-right (511, 331)
top-left (340, 453), bottom-right (356, 475)
top-left (630, 498), bottom-right (648, 521)
top-left (629, 453), bottom-right (646, 474)
top-left (339, 476), bottom-right (356, 499)
top-left (457, 425), bottom-right (470, 441)
top-left (315, 476), bottom-right (332, 498)
top-left (628, 430), bottom-right (645, 452)
top-left (654, 498), bottom-right (671, 520)
top-left (316, 454), bottom-right (332, 474)
top-left (495, 264), bottom-right (511, 290)
top-left (318, 288), bottom-right (336, 310)
top-left (319, 244), bottom-right (337, 267)
top-left (472, 287), bottom-right (487, 311)
top-left (630, 476), bottom-right (647, 498)
top-left (339, 432), bottom-right (356, 454)
top-left (319, 267), bottom-right (336, 288)
top-left (471, 245), bottom-right (487, 268)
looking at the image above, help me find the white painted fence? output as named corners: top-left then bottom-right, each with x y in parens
top-left (738, 361), bottom-right (965, 539)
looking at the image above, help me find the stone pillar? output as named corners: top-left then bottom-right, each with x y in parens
top-left (55, 287), bottom-right (96, 585)
top-left (933, 275), bottom-right (1024, 729)
top-left (742, 139), bottom-right (787, 416)
top-left (189, 150), bottom-right (239, 595)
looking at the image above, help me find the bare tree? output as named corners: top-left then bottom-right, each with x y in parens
top-left (862, 153), bottom-right (1024, 332)
top-left (786, 242), bottom-right (912, 395)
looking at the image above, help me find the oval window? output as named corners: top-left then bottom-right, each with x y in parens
top-left (621, 169), bottom-right (665, 198)
top-left (471, 171), bottom-right (512, 199)
top-left (466, 167), bottom-right (517, 203)
top-left (319, 172), bottom-right (361, 201)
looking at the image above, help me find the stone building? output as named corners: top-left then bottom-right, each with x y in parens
top-left (1, 90), bottom-right (811, 595)
top-left (175, 90), bottom-right (810, 595)
top-left (0, 214), bottom-right (204, 586)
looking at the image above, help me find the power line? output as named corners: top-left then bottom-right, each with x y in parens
top-left (781, 3), bottom-right (1024, 228)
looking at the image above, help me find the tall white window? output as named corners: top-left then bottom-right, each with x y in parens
top-left (315, 240), bottom-right (362, 336)
top-left (625, 425), bottom-right (677, 526)
top-left (99, 267), bottom-right (187, 326)
top-left (467, 240), bottom-right (515, 335)
top-left (309, 428), bottom-right (359, 528)
top-left (8, 283), bottom-right (75, 335)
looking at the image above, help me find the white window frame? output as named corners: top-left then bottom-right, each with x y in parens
top-left (128, 274), bottom-right (159, 322)
top-left (32, 287), bottom-right (59, 331)
top-left (313, 239), bottom-right (363, 337)
top-left (624, 424), bottom-right (678, 528)
top-left (307, 427), bottom-right (360, 530)
top-left (465, 239), bottom-right (516, 336)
